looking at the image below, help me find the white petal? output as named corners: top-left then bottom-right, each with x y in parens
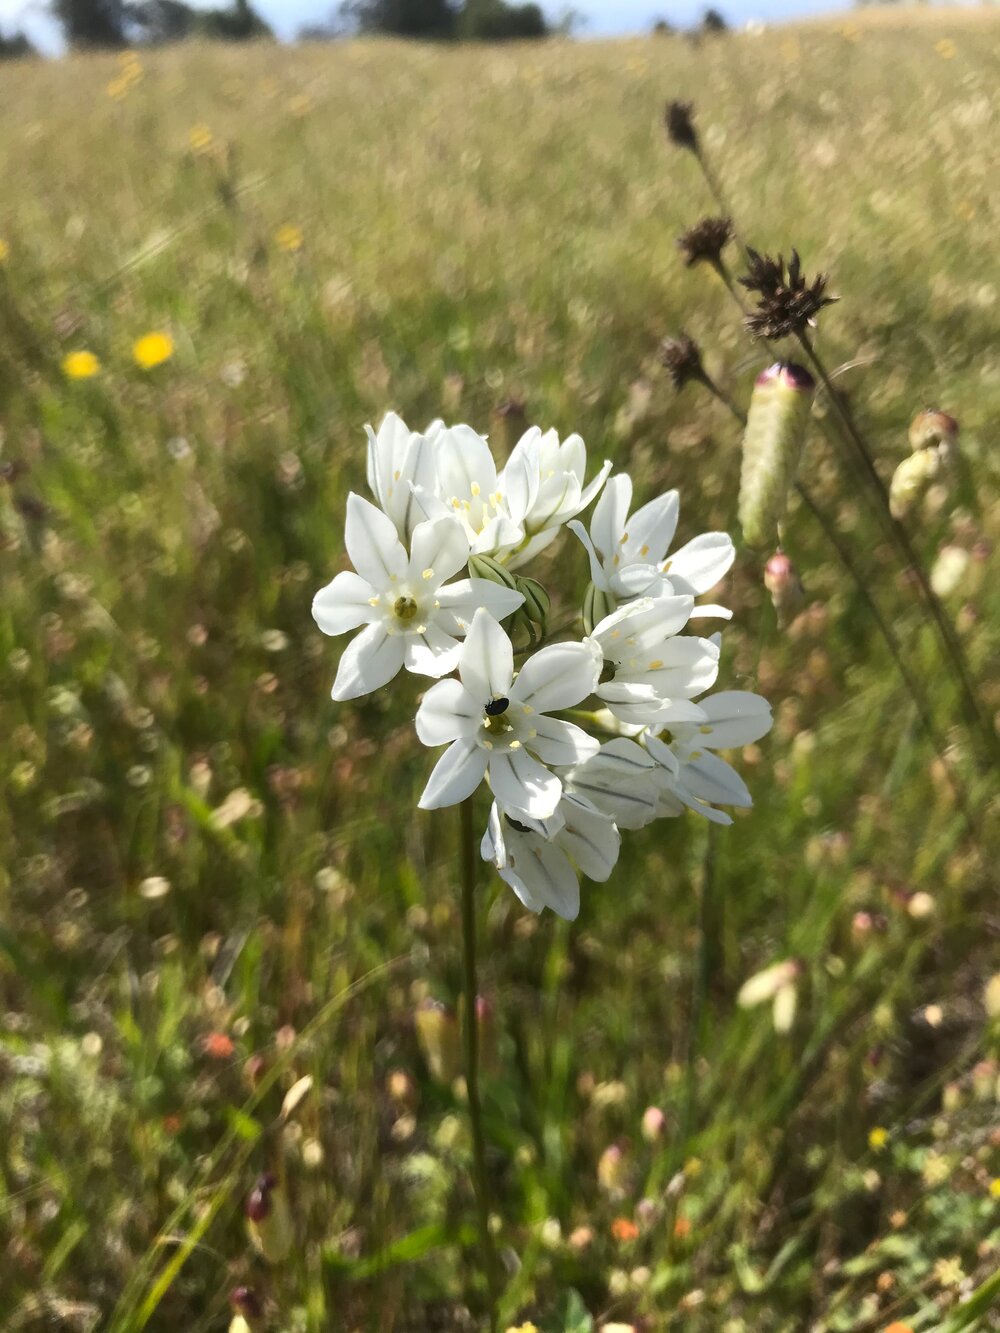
top-left (416, 678), bottom-right (481, 745)
top-left (697, 691), bottom-right (773, 748)
top-left (312, 570), bottom-right (378, 636)
top-left (504, 526), bottom-right (563, 571)
top-left (566, 519), bottom-right (608, 589)
top-left (419, 739), bottom-right (489, 810)
top-left (365, 411), bottom-right (410, 512)
top-left (567, 740), bottom-right (659, 829)
top-left (395, 433), bottom-right (443, 542)
top-left (488, 748), bottom-right (561, 820)
top-left (458, 609), bottom-right (514, 702)
top-left (680, 751), bottom-right (753, 808)
top-left (345, 492), bottom-right (407, 590)
top-left (403, 623), bottom-right (462, 678)
top-left (663, 532), bottom-right (735, 595)
top-left (408, 516), bottom-right (469, 589)
top-left (622, 490), bottom-right (679, 567)
top-left (528, 715), bottom-right (600, 766)
top-left (509, 639), bottom-right (602, 713)
top-left (610, 563), bottom-right (664, 598)
top-left (499, 428), bottom-right (541, 522)
top-left (590, 473), bottom-right (632, 561)
top-left (525, 471), bottom-right (580, 532)
top-left (576, 458), bottom-right (613, 512)
top-left (331, 623), bottom-right (405, 701)
top-left (689, 603), bottom-right (733, 621)
top-left (470, 513), bottom-right (524, 557)
top-left (500, 831), bottom-right (580, 919)
top-left (433, 425), bottom-right (496, 503)
top-left (436, 578), bottom-right (524, 636)
top-left (556, 793), bottom-right (620, 882)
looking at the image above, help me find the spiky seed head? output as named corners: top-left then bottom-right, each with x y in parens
top-left (740, 248), bottom-right (837, 341)
top-left (738, 362), bottom-right (815, 548)
top-left (664, 100), bottom-right (698, 152)
top-left (676, 216), bottom-right (733, 268)
top-left (658, 333), bottom-right (705, 390)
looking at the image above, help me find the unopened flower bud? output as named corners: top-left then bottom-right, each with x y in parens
top-left (583, 582), bottom-right (617, 635)
top-left (763, 550), bottom-right (805, 627)
top-left (909, 409), bottom-right (958, 455)
top-left (889, 448), bottom-right (943, 520)
top-left (664, 99), bottom-right (698, 152)
top-left (597, 1142), bottom-right (631, 1198)
top-left (930, 544), bottom-right (970, 598)
top-left (245, 1173), bottom-right (292, 1263)
top-left (641, 1106), bottom-right (666, 1142)
top-left (739, 362), bottom-right (814, 549)
top-left (515, 576), bottom-right (550, 632)
top-left (230, 1287), bottom-right (262, 1319)
top-left (468, 553), bottom-right (519, 591)
top-left (414, 998), bottom-right (461, 1085)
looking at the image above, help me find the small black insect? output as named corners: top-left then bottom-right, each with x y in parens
top-left (505, 816), bottom-right (532, 834)
top-left (484, 697), bottom-right (509, 716)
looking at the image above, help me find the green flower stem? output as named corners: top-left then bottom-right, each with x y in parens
top-left (459, 795), bottom-right (501, 1331)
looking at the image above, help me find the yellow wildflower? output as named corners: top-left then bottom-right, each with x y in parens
top-left (505, 1325), bottom-right (539, 1333)
top-left (936, 38), bottom-right (956, 60)
top-left (868, 1126), bottom-right (888, 1152)
top-left (133, 332), bottom-right (174, 370)
top-left (62, 350), bottom-right (101, 380)
top-left (275, 224), bottom-right (303, 254)
top-left (189, 124), bottom-right (214, 154)
top-left (933, 1255), bottom-right (964, 1288)
top-left (989, 1178), bottom-right (1000, 1199)
top-left (107, 77), bottom-right (130, 102)
top-left (0, 238), bottom-right (9, 263)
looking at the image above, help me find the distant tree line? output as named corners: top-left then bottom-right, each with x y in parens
top-left (322, 0), bottom-right (551, 41)
top-left (42, 0), bottom-right (273, 50)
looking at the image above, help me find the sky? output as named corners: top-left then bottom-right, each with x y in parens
top-left (0, 0), bottom-right (848, 52)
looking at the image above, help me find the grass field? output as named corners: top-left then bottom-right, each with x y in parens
top-left (1, 13), bottom-right (1000, 1332)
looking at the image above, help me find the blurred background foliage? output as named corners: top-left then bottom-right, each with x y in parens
top-left (0, 13), bottom-right (999, 1332)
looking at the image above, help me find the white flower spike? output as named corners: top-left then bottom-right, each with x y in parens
top-left (416, 608), bottom-right (602, 820)
top-left (313, 493), bottom-right (524, 701)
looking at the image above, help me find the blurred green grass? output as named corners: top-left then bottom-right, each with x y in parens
top-left (1, 17), bottom-right (999, 1332)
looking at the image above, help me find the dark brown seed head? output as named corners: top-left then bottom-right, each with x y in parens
top-left (676, 216), bottom-right (733, 268)
top-left (658, 333), bottom-right (705, 390)
top-left (664, 100), bottom-right (698, 152)
top-left (740, 247), bottom-right (837, 341)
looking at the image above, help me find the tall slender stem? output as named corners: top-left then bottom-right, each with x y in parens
top-left (696, 375), bottom-right (981, 840)
top-left (797, 331), bottom-right (998, 768)
top-left (459, 795), bottom-right (500, 1331)
top-left (681, 136), bottom-right (997, 769)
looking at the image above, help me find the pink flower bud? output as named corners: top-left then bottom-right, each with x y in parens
top-left (641, 1106), bottom-right (666, 1142)
top-left (763, 551), bottom-right (805, 627)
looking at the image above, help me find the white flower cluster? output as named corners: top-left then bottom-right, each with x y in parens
top-left (313, 412), bottom-right (772, 921)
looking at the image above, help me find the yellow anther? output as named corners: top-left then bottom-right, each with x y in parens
top-left (422, 568), bottom-right (434, 580)
top-left (699, 725), bottom-right (713, 735)
top-left (509, 739), bottom-right (522, 749)
top-left (647, 659), bottom-right (663, 670)
top-left (471, 482), bottom-right (481, 497)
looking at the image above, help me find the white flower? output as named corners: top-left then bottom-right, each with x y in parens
top-left (410, 424), bottom-right (525, 558)
top-left (644, 689), bottom-right (773, 824)
top-left (365, 412), bottom-right (441, 544)
top-left (312, 494), bottom-right (524, 701)
top-left (588, 597), bottom-right (720, 727)
top-left (499, 427), bottom-right (611, 570)
top-left (415, 608), bottom-right (601, 819)
top-left (481, 792), bottom-right (620, 920)
top-left (567, 473), bottom-right (735, 614)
